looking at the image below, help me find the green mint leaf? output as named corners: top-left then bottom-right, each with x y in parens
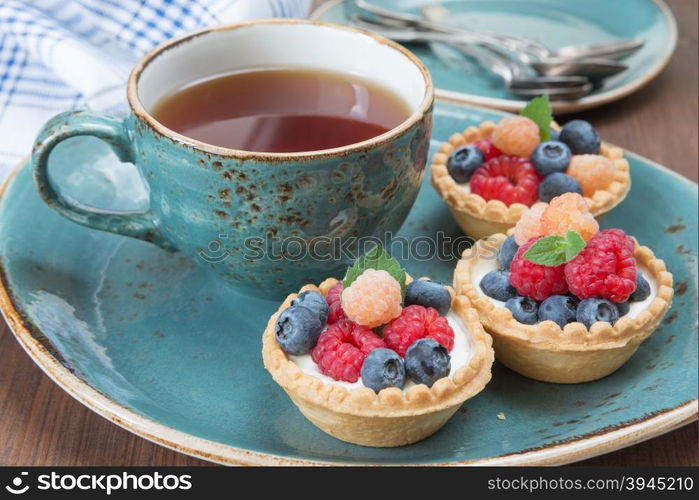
top-left (342, 245), bottom-right (407, 298)
top-left (564, 230), bottom-right (586, 261)
top-left (523, 231), bottom-right (585, 266)
top-left (523, 235), bottom-right (567, 266)
top-left (519, 95), bottom-right (552, 141)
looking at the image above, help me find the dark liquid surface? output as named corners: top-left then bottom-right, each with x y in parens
top-left (151, 69), bottom-right (412, 153)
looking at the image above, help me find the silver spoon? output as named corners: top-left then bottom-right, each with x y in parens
top-left (354, 0), bottom-right (537, 62)
top-left (531, 57), bottom-right (627, 79)
top-left (355, 11), bottom-right (627, 79)
top-left (351, 20), bottom-right (589, 85)
top-left (355, 0), bottom-right (643, 63)
top-left (418, 5), bottom-right (625, 80)
top-left (450, 41), bottom-right (593, 100)
top-left (556, 39), bottom-right (645, 60)
top-left (357, 23), bottom-right (592, 99)
top-left (363, 11), bottom-right (592, 99)
top-left (420, 3), bottom-right (642, 62)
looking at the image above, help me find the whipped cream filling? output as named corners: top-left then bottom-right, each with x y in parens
top-left (289, 311), bottom-right (473, 391)
top-left (471, 256), bottom-right (657, 320)
top-left (457, 182), bottom-right (471, 194)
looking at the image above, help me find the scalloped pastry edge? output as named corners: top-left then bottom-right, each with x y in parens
top-left (430, 121), bottom-right (632, 231)
top-left (453, 233), bottom-right (674, 351)
top-left (262, 279), bottom-right (494, 419)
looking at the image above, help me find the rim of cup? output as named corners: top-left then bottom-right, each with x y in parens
top-left (127, 19), bottom-right (434, 161)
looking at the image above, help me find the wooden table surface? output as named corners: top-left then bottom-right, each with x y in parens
top-left (0, 0), bottom-right (697, 467)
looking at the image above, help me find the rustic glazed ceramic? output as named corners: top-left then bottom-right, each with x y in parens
top-left (314, 0), bottom-right (677, 114)
top-left (3, 101), bottom-right (696, 465)
top-left (31, 20), bottom-right (434, 293)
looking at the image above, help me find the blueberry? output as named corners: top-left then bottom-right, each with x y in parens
top-left (538, 295), bottom-right (579, 328)
top-left (361, 348), bottom-right (406, 393)
top-left (538, 173), bottom-right (583, 202)
top-left (550, 128), bottom-right (561, 141)
top-left (576, 298), bottom-right (620, 328)
top-left (498, 235), bottom-right (519, 270)
top-left (291, 290), bottom-right (329, 324)
top-left (505, 296), bottom-right (539, 324)
top-left (616, 301), bottom-right (630, 316)
top-left (559, 120), bottom-right (600, 154)
top-left (404, 338), bottom-right (451, 387)
top-left (447, 145), bottom-right (485, 183)
top-left (275, 305), bottom-right (324, 355)
top-left (630, 272), bottom-right (651, 301)
top-left (480, 270), bottom-right (517, 301)
top-left (405, 279), bottom-right (452, 316)
top-left (531, 140), bottom-right (572, 177)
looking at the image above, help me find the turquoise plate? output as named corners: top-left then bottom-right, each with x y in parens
top-left (0, 101), bottom-right (696, 465)
top-left (312, 0), bottom-right (677, 114)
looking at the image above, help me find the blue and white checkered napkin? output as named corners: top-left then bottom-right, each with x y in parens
top-left (0, 0), bottom-right (312, 178)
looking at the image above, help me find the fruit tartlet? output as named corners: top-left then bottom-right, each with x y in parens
top-left (262, 246), bottom-right (494, 447)
top-left (453, 193), bottom-right (673, 384)
top-left (431, 96), bottom-right (630, 239)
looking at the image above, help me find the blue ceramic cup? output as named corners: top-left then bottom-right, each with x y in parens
top-left (31, 20), bottom-right (434, 293)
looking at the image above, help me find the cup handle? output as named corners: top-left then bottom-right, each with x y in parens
top-left (31, 110), bottom-right (175, 250)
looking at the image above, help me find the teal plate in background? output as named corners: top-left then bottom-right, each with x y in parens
top-left (313, 0), bottom-right (678, 114)
top-left (0, 101), bottom-right (696, 465)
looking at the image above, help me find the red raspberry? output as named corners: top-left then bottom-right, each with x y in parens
top-left (326, 282), bottom-right (346, 324)
top-left (383, 305), bottom-right (454, 357)
top-left (470, 155), bottom-right (541, 207)
top-left (311, 319), bottom-right (386, 382)
top-left (474, 138), bottom-right (502, 161)
top-left (565, 229), bottom-right (637, 303)
top-left (510, 237), bottom-right (568, 300)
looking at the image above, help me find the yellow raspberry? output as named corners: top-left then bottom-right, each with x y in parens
top-left (514, 202), bottom-right (547, 245)
top-left (492, 116), bottom-right (540, 157)
top-left (567, 154), bottom-right (615, 197)
top-left (540, 192), bottom-right (599, 242)
top-left (341, 269), bottom-right (403, 328)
